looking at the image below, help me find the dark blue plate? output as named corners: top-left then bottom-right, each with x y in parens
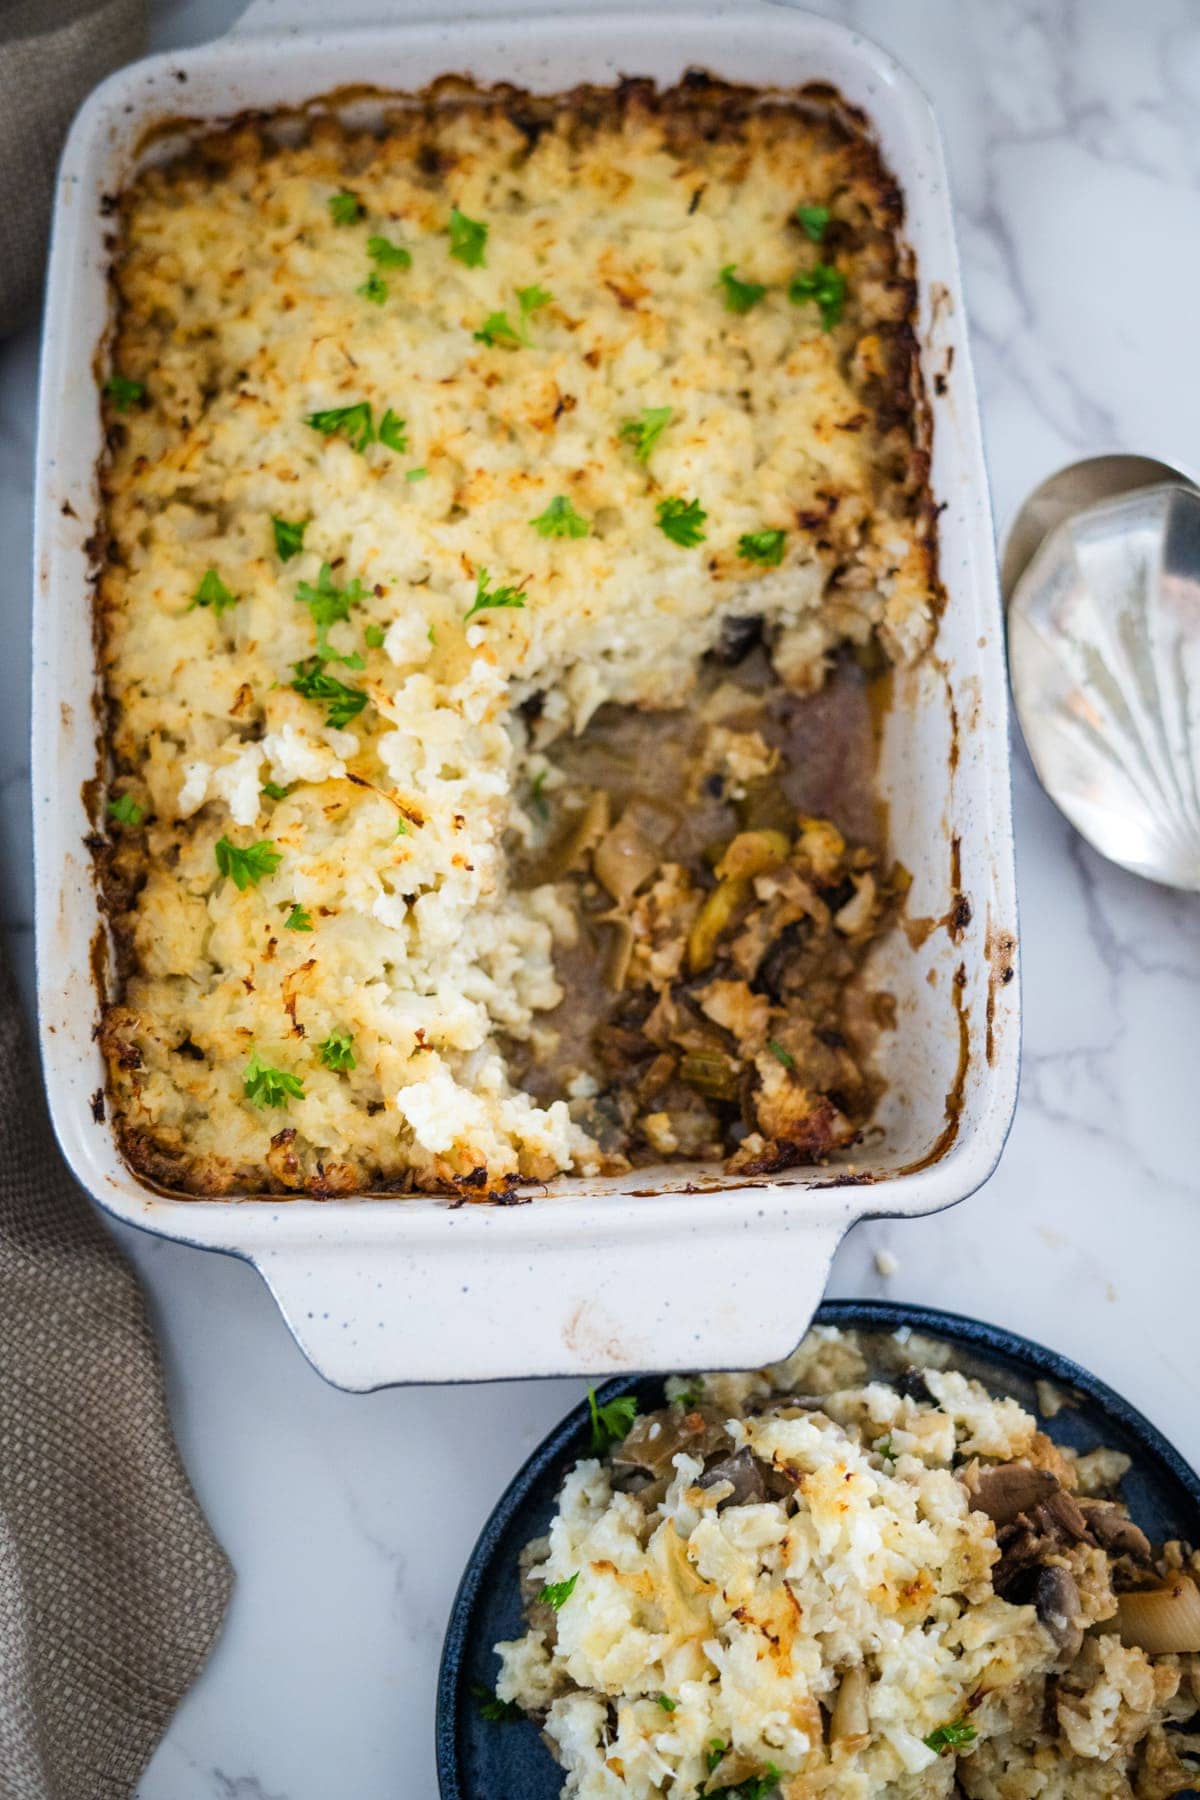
top-left (436, 1299), bottom-right (1200, 1800)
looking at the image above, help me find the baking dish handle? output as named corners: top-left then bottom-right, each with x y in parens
top-left (247, 1213), bottom-right (848, 1391)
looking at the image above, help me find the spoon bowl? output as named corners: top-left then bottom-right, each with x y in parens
top-left (1007, 472), bottom-right (1200, 891)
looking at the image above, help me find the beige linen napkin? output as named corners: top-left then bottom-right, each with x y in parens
top-left (0, 0), bottom-right (146, 335)
top-left (0, 18), bottom-right (235, 1787)
top-left (0, 942), bottom-right (234, 1798)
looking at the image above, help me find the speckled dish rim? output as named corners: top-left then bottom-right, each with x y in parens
top-left (435, 1297), bottom-right (1200, 1799)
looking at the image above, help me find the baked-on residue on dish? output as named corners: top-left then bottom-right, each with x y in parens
top-left (95, 77), bottom-right (938, 1197)
top-left (493, 1327), bottom-right (1200, 1798)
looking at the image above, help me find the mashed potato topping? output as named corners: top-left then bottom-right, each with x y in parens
top-left (495, 1329), bottom-right (1200, 1798)
top-left (97, 80), bottom-right (936, 1196)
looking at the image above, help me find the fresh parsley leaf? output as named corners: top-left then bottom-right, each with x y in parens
top-left (243, 1050), bottom-right (305, 1108)
top-left (272, 516), bottom-right (308, 563)
top-left (788, 262), bottom-right (847, 329)
top-left (308, 401), bottom-right (374, 454)
top-left (405, 467), bottom-right (428, 482)
top-left (588, 1388), bottom-right (638, 1454)
top-left (295, 562), bottom-right (366, 659)
top-left (531, 495), bottom-right (589, 539)
top-left (656, 1694), bottom-right (677, 1712)
top-left (718, 264), bottom-right (767, 314)
top-left (358, 272), bottom-right (388, 305)
top-left (469, 1682), bottom-right (524, 1723)
top-left (656, 496), bottom-right (707, 548)
top-left (464, 568), bottom-right (526, 623)
top-left (924, 1721), bottom-right (977, 1756)
top-left (284, 903), bottom-right (312, 931)
top-left (767, 1037), bottom-right (795, 1069)
top-left (518, 283), bottom-right (553, 319)
top-left (795, 203), bottom-right (830, 243)
top-left (619, 405), bottom-right (672, 462)
top-left (190, 567), bottom-right (238, 616)
top-left (379, 409), bottom-right (408, 453)
top-left (290, 657), bottom-right (368, 730)
top-left (105, 373), bottom-right (145, 412)
top-left (367, 234), bottom-right (412, 269)
top-left (540, 1573), bottom-right (578, 1612)
top-left (473, 310), bottom-right (523, 349)
top-left (328, 190), bottom-right (364, 224)
top-left (739, 529), bottom-right (787, 568)
top-left (107, 792), bottom-right (144, 826)
top-left (706, 1768), bottom-right (782, 1800)
top-left (318, 1029), bottom-right (356, 1072)
top-left (706, 1740), bottom-right (729, 1774)
top-left (262, 781), bottom-right (293, 802)
top-left (364, 623), bottom-right (386, 648)
top-left (215, 836), bottom-right (282, 891)
top-left (448, 206), bottom-right (488, 268)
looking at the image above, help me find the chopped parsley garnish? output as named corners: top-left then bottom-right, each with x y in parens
top-left (105, 373), bottom-right (145, 411)
top-left (358, 272), bottom-right (388, 305)
top-left (272, 515), bottom-right (308, 563)
top-left (588, 1388), bottom-right (638, 1454)
top-left (308, 401), bottom-right (374, 454)
top-left (284, 904), bottom-right (312, 932)
top-left (529, 769), bottom-right (549, 820)
top-left (262, 782), bottom-right (292, 802)
top-left (214, 836), bottom-right (282, 891)
top-left (788, 262), bottom-right (847, 329)
top-left (540, 1573), bottom-right (578, 1612)
top-left (656, 496), bottom-right (707, 547)
top-left (328, 190), bottom-right (364, 224)
top-left (718, 264), bottom-right (767, 314)
top-left (448, 206), bottom-right (488, 268)
top-left (296, 562), bottom-right (367, 660)
top-left (674, 1381), bottom-right (704, 1408)
top-left (290, 656), bottom-right (369, 729)
top-left (378, 409), bottom-right (408, 453)
top-left (243, 1051), bottom-right (305, 1108)
top-left (367, 234), bottom-right (412, 269)
top-left (767, 1037), bottom-right (795, 1069)
top-left (619, 405), bottom-right (672, 462)
top-left (473, 311), bottom-right (524, 349)
top-left (364, 623), bottom-right (386, 648)
top-left (924, 1721), bottom-right (977, 1756)
top-left (795, 203), bottom-right (830, 243)
top-left (706, 1740), bottom-right (729, 1774)
top-left (706, 1769), bottom-right (782, 1800)
top-left (531, 495), bottom-right (589, 539)
top-left (876, 1436), bottom-right (895, 1462)
top-left (739, 529), bottom-right (787, 567)
top-left (656, 1695), bottom-right (677, 1713)
top-left (464, 568), bottom-right (526, 623)
top-left (518, 283), bottom-right (553, 329)
top-left (395, 818), bottom-right (410, 837)
top-left (107, 792), bottom-right (143, 826)
top-left (190, 567), bottom-right (238, 616)
top-left (406, 466), bottom-right (428, 482)
top-left (469, 1681), bottom-right (524, 1723)
top-left (318, 1029), bottom-right (356, 1072)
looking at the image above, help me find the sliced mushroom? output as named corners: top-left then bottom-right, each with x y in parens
top-left (698, 1448), bottom-right (766, 1507)
top-left (964, 1462), bottom-right (1060, 1527)
top-left (593, 803), bottom-right (666, 906)
top-left (1079, 1500), bottom-right (1153, 1562)
top-left (524, 788), bottom-right (611, 885)
top-left (1116, 1577), bottom-right (1200, 1654)
top-left (1034, 1565), bottom-right (1083, 1661)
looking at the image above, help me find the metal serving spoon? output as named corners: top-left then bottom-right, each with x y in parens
top-left (1002, 455), bottom-right (1200, 891)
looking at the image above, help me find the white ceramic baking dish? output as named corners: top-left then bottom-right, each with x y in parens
top-left (32, 7), bottom-right (1019, 1390)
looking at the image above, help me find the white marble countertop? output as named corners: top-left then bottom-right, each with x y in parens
top-left (3, 0), bottom-right (1200, 1792)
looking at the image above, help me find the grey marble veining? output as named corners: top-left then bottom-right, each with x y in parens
top-left (2, 1), bottom-right (1198, 1794)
